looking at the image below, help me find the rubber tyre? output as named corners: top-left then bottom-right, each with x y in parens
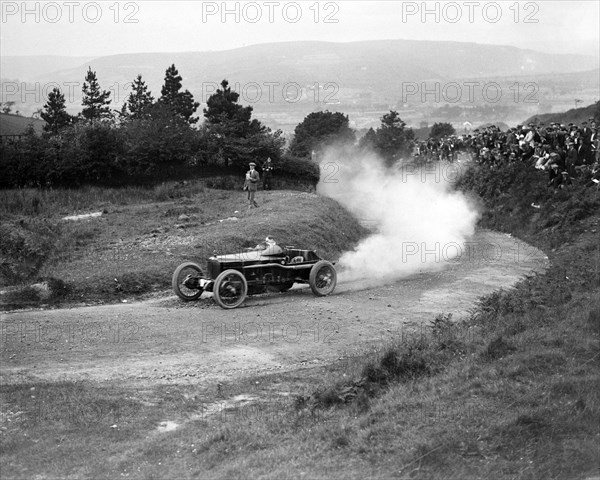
top-left (172, 262), bottom-right (204, 301)
top-left (309, 260), bottom-right (337, 296)
top-left (213, 269), bottom-right (248, 309)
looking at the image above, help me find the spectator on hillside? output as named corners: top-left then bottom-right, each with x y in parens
top-left (524, 124), bottom-right (539, 146)
top-left (506, 128), bottom-right (517, 146)
top-left (584, 160), bottom-right (600, 188)
top-left (262, 157), bottom-right (274, 190)
top-left (591, 123), bottom-right (599, 163)
top-left (565, 140), bottom-right (579, 176)
top-left (420, 118), bottom-right (598, 191)
top-left (244, 162), bottom-right (260, 208)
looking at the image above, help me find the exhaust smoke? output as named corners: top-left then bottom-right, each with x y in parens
top-left (317, 147), bottom-right (479, 284)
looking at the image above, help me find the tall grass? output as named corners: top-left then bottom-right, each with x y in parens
top-left (0, 181), bottom-right (207, 217)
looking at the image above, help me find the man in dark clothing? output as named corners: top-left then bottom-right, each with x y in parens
top-left (262, 157), bottom-right (274, 190)
top-left (565, 140), bottom-right (579, 176)
top-left (506, 128), bottom-right (517, 146)
top-left (577, 137), bottom-right (592, 166)
top-left (581, 121), bottom-right (593, 143)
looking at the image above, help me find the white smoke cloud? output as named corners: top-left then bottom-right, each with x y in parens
top-left (317, 146), bottom-right (480, 284)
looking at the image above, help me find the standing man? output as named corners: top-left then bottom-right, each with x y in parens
top-left (245, 162), bottom-right (260, 208)
top-left (262, 157), bottom-right (274, 190)
top-left (566, 140), bottom-right (579, 176)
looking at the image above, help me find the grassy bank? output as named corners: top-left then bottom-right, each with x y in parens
top-left (0, 181), bottom-right (367, 309)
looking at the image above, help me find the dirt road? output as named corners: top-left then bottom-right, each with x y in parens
top-left (0, 230), bottom-right (547, 387)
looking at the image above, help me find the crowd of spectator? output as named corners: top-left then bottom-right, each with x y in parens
top-left (414, 118), bottom-right (600, 189)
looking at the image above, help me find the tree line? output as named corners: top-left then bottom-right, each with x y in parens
top-left (0, 64), bottom-right (449, 188)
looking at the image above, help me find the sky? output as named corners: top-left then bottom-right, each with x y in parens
top-left (1, 0), bottom-right (599, 58)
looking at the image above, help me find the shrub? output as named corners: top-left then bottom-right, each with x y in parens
top-left (277, 155), bottom-right (320, 184)
top-left (0, 219), bottom-right (58, 285)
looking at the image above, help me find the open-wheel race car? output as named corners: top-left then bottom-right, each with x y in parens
top-left (172, 237), bottom-right (337, 309)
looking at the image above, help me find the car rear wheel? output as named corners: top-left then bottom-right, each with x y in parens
top-left (309, 261), bottom-right (337, 296)
top-left (172, 262), bottom-right (204, 301)
top-left (213, 269), bottom-right (248, 309)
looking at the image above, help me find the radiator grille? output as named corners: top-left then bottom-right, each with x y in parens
top-left (207, 259), bottom-right (220, 279)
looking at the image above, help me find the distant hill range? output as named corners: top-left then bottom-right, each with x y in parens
top-left (3, 40), bottom-right (598, 86)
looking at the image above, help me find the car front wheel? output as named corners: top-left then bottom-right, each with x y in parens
top-left (213, 269), bottom-right (248, 309)
top-left (309, 261), bottom-right (337, 296)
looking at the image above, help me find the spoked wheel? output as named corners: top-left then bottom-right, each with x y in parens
top-left (172, 262), bottom-right (205, 301)
top-left (309, 260), bottom-right (337, 296)
top-left (213, 269), bottom-right (248, 309)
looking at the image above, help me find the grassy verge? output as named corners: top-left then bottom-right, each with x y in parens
top-left (0, 182), bottom-right (367, 309)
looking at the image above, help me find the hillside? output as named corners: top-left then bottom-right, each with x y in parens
top-left (0, 113), bottom-right (45, 136)
top-left (0, 55), bottom-right (93, 82)
top-left (524, 102), bottom-right (599, 126)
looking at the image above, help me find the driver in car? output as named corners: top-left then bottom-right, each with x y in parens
top-left (249, 236), bottom-right (283, 255)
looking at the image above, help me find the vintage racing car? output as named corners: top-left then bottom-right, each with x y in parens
top-left (172, 237), bottom-right (337, 309)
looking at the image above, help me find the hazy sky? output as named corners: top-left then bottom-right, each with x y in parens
top-left (1, 0), bottom-right (599, 57)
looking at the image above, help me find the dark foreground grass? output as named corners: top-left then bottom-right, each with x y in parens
top-left (0, 182), bottom-right (367, 309)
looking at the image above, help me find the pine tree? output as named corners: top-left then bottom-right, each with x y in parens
top-left (200, 80), bottom-right (283, 170)
top-left (203, 80), bottom-right (262, 136)
top-left (158, 64), bottom-right (199, 124)
top-left (122, 74), bottom-right (154, 120)
top-left (81, 67), bottom-right (112, 122)
top-left (41, 87), bottom-right (71, 134)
